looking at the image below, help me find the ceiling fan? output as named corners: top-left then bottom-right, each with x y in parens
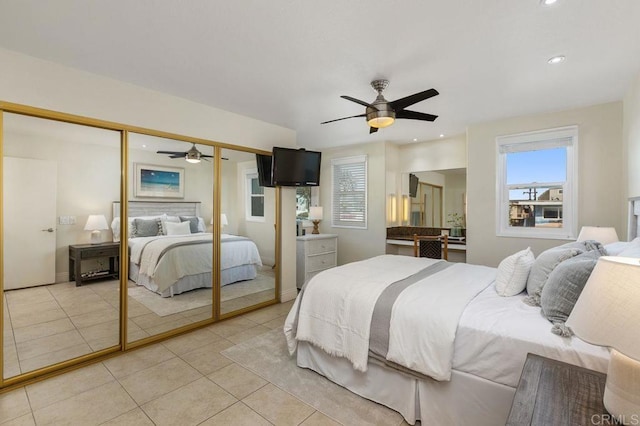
top-left (321, 79), bottom-right (439, 134)
top-left (157, 143), bottom-right (224, 163)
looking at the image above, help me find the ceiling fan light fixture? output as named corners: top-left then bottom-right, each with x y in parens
top-left (185, 150), bottom-right (201, 163)
top-left (368, 116), bottom-right (395, 128)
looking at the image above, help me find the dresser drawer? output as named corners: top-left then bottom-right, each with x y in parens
top-left (306, 238), bottom-right (337, 255)
top-left (306, 252), bottom-right (336, 272)
top-left (81, 247), bottom-right (118, 259)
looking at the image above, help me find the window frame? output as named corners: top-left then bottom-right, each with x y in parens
top-left (496, 126), bottom-right (578, 239)
top-left (331, 155), bottom-right (368, 229)
top-left (245, 168), bottom-right (265, 222)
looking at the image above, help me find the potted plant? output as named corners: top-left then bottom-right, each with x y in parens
top-left (447, 213), bottom-right (465, 237)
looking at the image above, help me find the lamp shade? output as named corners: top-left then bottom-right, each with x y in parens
top-left (309, 206), bottom-right (323, 221)
top-left (577, 226), bottom-right (619, 245)
top-left (566, 256), bottom-right (640, 361)
top-left (221, 213), bottom-right (228, 226)
top-left (84, 215), bottom-right (108, 231)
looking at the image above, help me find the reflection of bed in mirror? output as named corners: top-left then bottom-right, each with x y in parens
top-left (113, 201), bottom-right (262, 297)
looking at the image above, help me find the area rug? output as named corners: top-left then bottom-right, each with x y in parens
top-left (128, 272), bottom-right (276, 317)
top-left (221, 329), bottom-right (403, 425)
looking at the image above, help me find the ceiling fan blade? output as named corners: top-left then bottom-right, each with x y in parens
top-left (396, 110), bottom-right (438, 121)
top-left (169, 154), bottom-right (186, 158)
top-left (321, 113), bottom-right (366, 124)
top-left (200, 154), bottom-right (214, 158)
top-left (390, 89), bottom-right (439, 111)
top-left (156, 150), bottom-right (186, 155)
top-left (340, 95), bottom-right (372, 108)
top-left (369, 126), bottom-right (379, 134)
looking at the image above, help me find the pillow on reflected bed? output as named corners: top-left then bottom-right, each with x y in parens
top-left (495, 247), bottom-right (535, 297)
top-left (164, 220), bottom-right (191, 236)
top-left (132, 218), bottom-right (161, 237)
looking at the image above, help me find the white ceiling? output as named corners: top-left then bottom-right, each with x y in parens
top-left (0, 1), bottom-right (639, 150)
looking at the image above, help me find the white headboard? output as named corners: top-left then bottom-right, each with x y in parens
top-left (112, 201), bottom-right (201, 219)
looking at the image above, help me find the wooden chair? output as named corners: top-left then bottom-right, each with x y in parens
top-left (413, 234), bottom-right (448, 260)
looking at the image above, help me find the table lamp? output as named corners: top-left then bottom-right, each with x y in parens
top-left (566, 256), bottom-right (640, 423)
top-left (577, 226), bottom-right (619, 245)
top-left (221, 213), bottom-right (228, 227)
top-left (308, 206), bottom-right (323, 235)
top-left (84, 214), bottom-right (109, 244)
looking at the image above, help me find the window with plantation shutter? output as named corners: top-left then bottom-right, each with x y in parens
top-left (331, 155), bottom-right (367, 229)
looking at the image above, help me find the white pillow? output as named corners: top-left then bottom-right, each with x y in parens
top-left (604, 241), bottom-right (634, 256)
top-left (164, 220), bottom-right (191, 236)
top-left (495, 247), bottom-right (535, 297)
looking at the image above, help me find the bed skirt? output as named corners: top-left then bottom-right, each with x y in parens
top-left (129, 262), bottom-right (257, 297)
top-left (297, 342), bottom-right (515, 426)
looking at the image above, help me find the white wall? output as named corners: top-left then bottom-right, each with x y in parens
top-left (467, 101), bottom-right (625, 266)
top-left (624, 72), bottom-right (640, 201)
top-left (398, 134), bottom-right (467, 173)
top-left (0, 47), bottom-right (298, 301)
top-left (319, 141), bottom-right (387, 265)
top-left (444, 172), bottom-right (466, 225)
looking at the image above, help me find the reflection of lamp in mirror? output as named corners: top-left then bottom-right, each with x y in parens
top-left (309, 206), bottom-right (323, 235)
top-left (577, 226), bottom-right (619, 245)
top-left (566, 256), bottom-right (640, 423)
top-left (84, 214), bottom-right (109, 244)
top-left (221, 213), bottom-right (228, 227)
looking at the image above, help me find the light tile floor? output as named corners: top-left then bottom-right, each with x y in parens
top-left (3, 276), bottom-right (274, 377)
top-left (1, 300), bottom-right (412, 425)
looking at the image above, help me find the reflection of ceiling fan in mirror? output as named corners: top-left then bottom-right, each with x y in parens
top-left (156, 143), bottom-right (226, 163)
top-left (321, 79), bottom-right (439, 134)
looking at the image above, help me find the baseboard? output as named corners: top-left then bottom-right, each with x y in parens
top-left (280, 286), bottom-right (298, 303)
top-left (56, 272), bottom-right (70, 283)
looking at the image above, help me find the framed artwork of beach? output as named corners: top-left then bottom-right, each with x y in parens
top-left (134, 163), bottom-right (185, 198)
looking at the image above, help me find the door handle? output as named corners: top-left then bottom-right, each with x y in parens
top-left (41, 228), bottom-right (54, 233)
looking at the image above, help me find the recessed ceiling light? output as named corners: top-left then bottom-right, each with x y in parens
top-left (548, 55), bottom-right (566, 64)
top-left (413, 138), bottom-right (418, 142)
top-left (142, 144), bottom-right (147, 148)
top-left (540, 0), bottom-right (558, 5)
top-left (440, 134), bottom-right (444, 138)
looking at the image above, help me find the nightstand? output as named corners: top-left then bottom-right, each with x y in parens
top-left (69, 242), bottom-right (120, 286)
top-left (507, 353), bottom-right (613, 426)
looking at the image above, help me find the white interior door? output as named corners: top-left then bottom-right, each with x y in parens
top-left (3, 157), bottom-right (57, 290)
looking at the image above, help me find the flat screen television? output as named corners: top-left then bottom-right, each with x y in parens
top-left (256, 154), bottom-right (275, 187)
top-left (409, 173), bottom-right (419, 198)
top-left (272, 147), bottom-right (321, 186)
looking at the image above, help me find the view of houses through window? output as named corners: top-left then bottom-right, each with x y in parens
top-left (506, 147), bottom-right (566, 229)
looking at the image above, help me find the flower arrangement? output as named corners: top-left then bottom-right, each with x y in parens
top-left (447, 212), bottom-right (465, 228)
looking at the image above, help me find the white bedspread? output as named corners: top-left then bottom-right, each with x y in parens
top-left (285, 254), bottom-right (496, 380)
top-left (129, 233), bottom-right (262, 294)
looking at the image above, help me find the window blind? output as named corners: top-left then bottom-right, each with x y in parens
top-left (331, 155), bottom-right (367, 229)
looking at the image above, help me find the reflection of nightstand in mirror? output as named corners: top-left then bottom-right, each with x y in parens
top-left (69, 242), bottom-right (119, 286)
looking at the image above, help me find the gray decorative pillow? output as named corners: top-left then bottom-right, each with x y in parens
top-left (179, 216), bottom-right (199, 233)
top-left (540, 250), bottom-right (601, 337)
top-left (132, 218), bottom-right (160, 237)
top-left (525, 240), bottom-right (605, 306)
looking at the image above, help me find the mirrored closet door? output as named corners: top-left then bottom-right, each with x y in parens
top-left (2, 112), bottom-right (121, 379)
top-left (219, 148), bottom-right (277, 316)
top-left (125, 133), bottom-right (215, 343)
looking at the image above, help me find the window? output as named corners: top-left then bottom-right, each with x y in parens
top-left (245, 168), bottom-right (265, 221)
top-left (332, 155), bottom-right (367, 229)
top-left (496, 126), bottom-right (577, 239)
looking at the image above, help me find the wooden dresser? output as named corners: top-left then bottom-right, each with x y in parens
top-left (296, 234), bottom-right (338, 290)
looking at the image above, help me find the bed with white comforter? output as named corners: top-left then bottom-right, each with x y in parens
top-left (284, 254), bottom-right (609, 425)
top-left (129, 233), bottom-right (262, 297)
